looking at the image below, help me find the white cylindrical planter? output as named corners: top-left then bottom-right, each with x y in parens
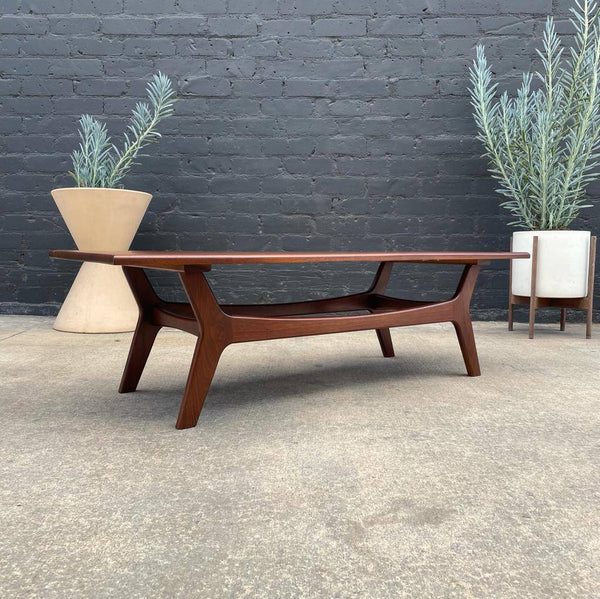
top-left (512, 230), bottom-right (591, 298)
top-left (52, 187), bottom-right (152, 333)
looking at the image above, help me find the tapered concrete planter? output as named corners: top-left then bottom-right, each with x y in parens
top-left (511, 230), bottom-right (591, 298)
top-left (52, 188), bottom-right (152, 333)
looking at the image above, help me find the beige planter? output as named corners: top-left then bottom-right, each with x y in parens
top-left (52, 187), bottom-right (152, 333)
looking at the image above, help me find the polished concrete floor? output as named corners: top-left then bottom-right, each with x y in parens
top-left (1, 315), bottom-right (599, 598)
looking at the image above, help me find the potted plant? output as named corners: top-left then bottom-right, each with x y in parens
top-left (469, 0), bottom-right (599, 300)
top-left (53, 73), bottom-right (176, 333)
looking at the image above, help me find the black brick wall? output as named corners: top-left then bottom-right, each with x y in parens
top-left (1, 0), bottom-right (599, 321)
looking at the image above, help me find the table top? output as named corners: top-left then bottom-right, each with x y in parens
top-left (50, 250), bottom-right (529, 271)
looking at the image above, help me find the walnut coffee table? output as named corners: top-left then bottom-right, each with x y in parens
top-left (50, 250), bottom-right (527, 429)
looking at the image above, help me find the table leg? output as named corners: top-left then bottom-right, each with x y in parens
top-left (375, 328), bottom-right (395, 358)
top-left (119, 321), bottom-right (161, 393)
top-left (369, 262), bottom-right (395, 357)
top-left (176, 267), bottom-right (230, 429)
top-left (453, 319), bottom-right (480, 377)
top-left (451, 264), bottom-right (481, 377)
top-left (176, 334), bottom-right (225, 430)
top-left (119, 267), bottom-right (162, 393)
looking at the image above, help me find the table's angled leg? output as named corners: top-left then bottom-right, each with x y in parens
top-left (451, 264), bottom-right (481, 377)
top-left (369, 262), bottom-right (395, 357)
top-left (375, 328), bottom-right (395, 358)
top-left (176, 334), bottom-right (224, 429)
top-left (176, 267), bottom-right (230, 429)
top-left (453, 319), bottom-right (480, 377)
top-left (119, 267), bottom-right (162, 393)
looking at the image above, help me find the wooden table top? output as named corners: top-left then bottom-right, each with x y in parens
top-left (50, 250), bottom-right (529, 270)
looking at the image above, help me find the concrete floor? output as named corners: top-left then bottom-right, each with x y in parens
top-left (0, 315), bottom-right (599, 598)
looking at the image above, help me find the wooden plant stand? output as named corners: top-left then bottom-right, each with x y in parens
top-left (50, 250), bottom-right (527, 429)
top-left (509, 236), bottom-right (596, 339)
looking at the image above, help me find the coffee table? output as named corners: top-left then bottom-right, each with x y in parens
top-left (50, 250), bottom-right (527, 429)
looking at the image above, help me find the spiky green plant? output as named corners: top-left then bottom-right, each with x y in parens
top-left (469, 0), bottom-right (600, 230)
top-left (69, 72), bottom-right (177, 188)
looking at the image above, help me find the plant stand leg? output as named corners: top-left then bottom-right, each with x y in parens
top-left (586, 308), bottom-right (592, 339)
top-left (529, 236), bottom-right (539, 340)
top-left (528, 299), bottom-right (536, 339)
top-left (586, 236), bottom-right (596, 339)
top-left (508, 237), bottom-right (514, 331)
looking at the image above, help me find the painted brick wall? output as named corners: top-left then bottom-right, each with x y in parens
top-left (1, 0), bottom-right (598, 320)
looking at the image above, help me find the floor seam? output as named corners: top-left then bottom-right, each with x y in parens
top-left (0, 330), bottom-right (29, 343)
